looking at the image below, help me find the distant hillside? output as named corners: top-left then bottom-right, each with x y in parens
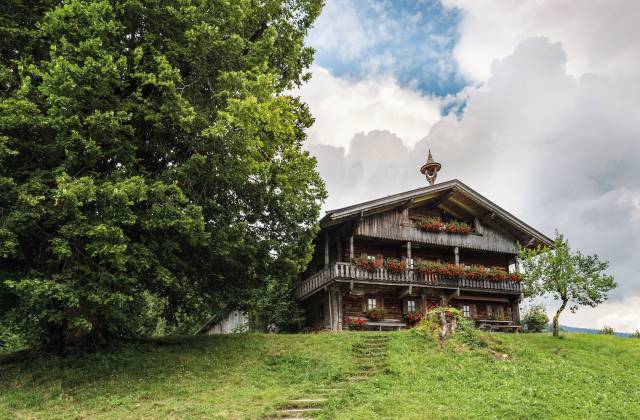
top-left (557, 324), bottom-right (632, 337)
top-left (2, 332), bottom-right (640, 418)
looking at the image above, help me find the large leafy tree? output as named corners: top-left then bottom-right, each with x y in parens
top-left (519, 232), bottom-right (616, 337)
top-left (0, 0), bottom-right (325, 352)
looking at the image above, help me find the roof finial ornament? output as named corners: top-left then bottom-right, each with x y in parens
top-left (420, 149), bottom-right (441, 186)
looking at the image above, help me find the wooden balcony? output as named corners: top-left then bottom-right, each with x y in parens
top-left (294, 261), bottom-right (522, 300)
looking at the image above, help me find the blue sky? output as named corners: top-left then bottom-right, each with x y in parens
top-left (308, 0), bottom-right (466, 99)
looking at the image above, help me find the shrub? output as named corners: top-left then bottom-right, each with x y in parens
top-left (346, 317), bottom-right (367, 331)
top-left (453, 318), bottom-right (482, 349)
top-left (416, 306), bottom-right (463, 349)
top-left (522, 304), bottom-right (549, 333)
top-left (631, 330), bottom-right (640, 339)
top-left (600, 326), bottom-right (614, 335)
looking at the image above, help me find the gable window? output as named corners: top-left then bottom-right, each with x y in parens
top-left (367, 298), bottom-right (377, 310)
top-left (407, 300), bottom-right (417, 312)
top-left (367, 255), bottom-right (376, 261)
top-left (462, 305), bottom-right (471, 318)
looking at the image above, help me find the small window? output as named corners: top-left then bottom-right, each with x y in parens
top-left (367, 298), bottom-right (377, 310)
top-left (367, 255), bottom-right (376, 261)
top-left (407, 300), bottom-right (416, 312)
top-left (462, 305), bottom-right (471, 318)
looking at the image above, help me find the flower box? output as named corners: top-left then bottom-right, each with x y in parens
top-left (366, 308), bottom-right (385, 320)
top-left (384, 258), bottom-right (407, 274)
top-left (416, 217), bottom-right (473, 235)
top-left (403, 310), bottom-right (423, 327)
top-left (353, 256), bottom-right (382, 273)
top-left (414, 262), bottom-right (521, 282)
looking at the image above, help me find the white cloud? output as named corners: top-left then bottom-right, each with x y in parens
top-left (307, 0), bottom-right (375, 60)
top-left (302, 2), bottom-right (640, 331)
top-left (418, 37), bottom-right (640, 319)
top-left (306, 37), bottom-right (640, 332)
top-left (444, 0), bottom-right (640, 82)
top-left (297, 66), bottom-right (442, 150)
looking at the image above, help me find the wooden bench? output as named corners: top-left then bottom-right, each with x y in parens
top-left (351, 317), bottom-right (406, 331)
top-left (477, 319), bottom-right (521, 333)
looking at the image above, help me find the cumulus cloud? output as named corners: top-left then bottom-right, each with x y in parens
top-left (298, 66), bottom-right (442, 150)
top-left (307, 37), bottom-right (640, 332)
top-left (443, 0), bottom-right (640, 82)
top-left (306, 0), bottom-right (374, 60)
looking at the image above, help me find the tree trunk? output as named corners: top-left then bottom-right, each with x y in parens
top-left (552, 299), bottom-right (567, 337)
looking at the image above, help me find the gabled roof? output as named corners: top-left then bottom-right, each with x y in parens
top-left (320, 179), bottom-right (553, 247)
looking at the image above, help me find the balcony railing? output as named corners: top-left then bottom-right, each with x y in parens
top-left (294, 261), bottom-right (522, 300)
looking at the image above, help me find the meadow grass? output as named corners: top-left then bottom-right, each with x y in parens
top-left (1, 332), bottom-right (639, 419)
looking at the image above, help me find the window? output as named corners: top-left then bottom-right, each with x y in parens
top-left (367, 298), bottom-right (377, 310)
top-left (407, 300), bottom-right (416, 312)
top-left (407, 257), bottom-right (414, 269)
top-left (367, 255), bottom-right (376, 261)
top-left (462, 305), bottom-right (471, 318)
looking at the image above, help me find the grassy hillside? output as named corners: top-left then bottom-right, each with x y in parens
top-left (1, 332), bottom-right (639, 419)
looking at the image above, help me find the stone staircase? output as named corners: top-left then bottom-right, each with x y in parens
top-left (266, 334), bottom-right (391, 419)
top-left (351, 334), bottom-right (390, 377)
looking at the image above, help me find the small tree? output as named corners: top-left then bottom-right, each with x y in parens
top-left (632, 330), bottom-right (640, 339)
top-left (521, 304), bottom-right (549, 333)
top-left (519, 232), bottom-right (616, 337)
top-left (600, 326), bottom-right (614, 335)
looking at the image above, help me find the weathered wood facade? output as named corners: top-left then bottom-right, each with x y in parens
top-left (295, 179), bottom-right (552, 332)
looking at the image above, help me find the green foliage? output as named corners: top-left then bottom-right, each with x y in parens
top-left (522, 304), bottom-right (549, 333)
top-left (632, 330), bottom-right (640, 339)
top-left (416, 306), bottom-right (462, 338)
top-left (250, 277), bottom-right (304, 333)
top-left (3, 333), bottom-right (640, 418)
top-left (452, 318), bottom-right (482, 349)
top-left (600, 326), bottom-right (614, 335)
top-left (519, 231), bottom-right (616, 337)
top-left (0, 0), bottom-right (326, 351)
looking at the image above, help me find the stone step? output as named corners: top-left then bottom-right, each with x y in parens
top-left (356, 361), bottom-right (388, 367)
top-left (276, 408), bottom-right (322, 415)
top-left (352, 346), bottom-right (388, 352)
top-left (315, 388), bottom-right (344, 393)
top-left (353, 347), bottom-right (389, 356)
top-left (287, 398), bottom-right (327, 408)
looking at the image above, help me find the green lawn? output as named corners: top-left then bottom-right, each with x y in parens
top-left (1, 332), bottom-right (639, 419)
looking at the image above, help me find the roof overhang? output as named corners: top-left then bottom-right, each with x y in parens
top-left (320, 179), bottom-right (553, 248)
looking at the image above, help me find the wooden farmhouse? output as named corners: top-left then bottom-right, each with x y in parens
top-left (295, 151), bottom-right (552, 332)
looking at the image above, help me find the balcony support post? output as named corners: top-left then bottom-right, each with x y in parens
top-left (324, 232), bottom-right (329, 267)
top-left (328, 285), bottom-right (343, 331)
top-left (511, 298), bottom-right (521, 326)
top-left (454, 246), bottom-right (460, 266)
top-left (406, 241), bottom-right (412, 269)
top-left (349, 235), bottom-right (354, 261)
